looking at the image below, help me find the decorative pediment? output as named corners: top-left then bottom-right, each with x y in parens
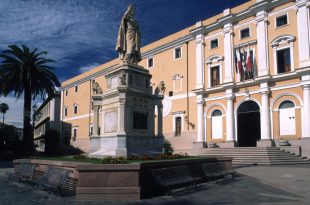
top-left (271, 35), bottom-right (295, 47)
top-left (206, 55), bottom-right (224, 64)
top-left (172, 74), bottom-right (183, 80)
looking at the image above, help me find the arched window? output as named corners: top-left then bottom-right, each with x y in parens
top-left (211, 109), bottom-right (223, 139)
top-left (212, 109), bottom-right (222, 117)
top-left (279, 100), bottom-right (294, 109)
top-left (279, 100), bottom-right (295, 135)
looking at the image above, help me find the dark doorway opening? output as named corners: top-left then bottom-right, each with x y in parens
top-left (237, 101), bottom-right (261, 147)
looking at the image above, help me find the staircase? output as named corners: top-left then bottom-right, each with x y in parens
top-left (200, 147), bottom-right (310, 165)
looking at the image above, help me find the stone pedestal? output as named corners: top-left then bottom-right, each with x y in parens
top-left (191, 142), bottom-right (207, 156)
top-left (220, 141), bottom-right (237, 148)
top-left (257, 139), bottom-right (273, 147)
top-left (89, 63), bottom-right (164, 157)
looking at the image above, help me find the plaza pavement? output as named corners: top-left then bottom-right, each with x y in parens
top-left (0, 162), bottom-right (309, 205)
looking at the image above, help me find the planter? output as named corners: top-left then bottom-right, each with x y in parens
top-left (278, 140), bottom-right (290, 146)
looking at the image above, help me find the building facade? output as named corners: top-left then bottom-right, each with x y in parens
top-left (34, 92), bottom-right (61, 151)
top-left (61, 0), bottom-right (310, 157)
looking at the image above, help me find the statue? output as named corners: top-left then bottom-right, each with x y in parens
top-left (92, 80), bottom-right (103, 94)
top-left (154, 81), bottom-right (166, 95)
top-left (119, 70), bottom-right (127, 85)
top-left (115, 4), bottom-right (141, 64)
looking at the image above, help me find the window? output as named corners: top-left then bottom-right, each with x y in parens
top-left (276, 14), bottom-right (288, 28)
top-left (72, 128), bottom-right (77, 141)
top-left (210, 39), bottom-right (218, 49)
top-left (75, 85), bottom-right (78, 93)
top-left (175, 117), bottom-right (182, 136)
top-left (147, 57), bottom-right (154, 68)
top-left (277, 48), bottom-right (291, 73)
top-left (74, 104), bottom-right (78, 114)
top-left (211, 66), bottom-right (220, 87)
top-left (169, 91), bottom-right (173, 97)
top-left (174, 47), bottom-right (181, 59)
top-left (65, 90), bottom-right (68, 96)
top-left (240, 28), bottom-right (250, 39)
top-left (279, 100), bottom-right (294, 109)
top-left (64, 107), bottom-right (68, 117)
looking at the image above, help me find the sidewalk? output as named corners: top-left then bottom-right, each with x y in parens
top-left (0, 162), bottom-right (309, 205)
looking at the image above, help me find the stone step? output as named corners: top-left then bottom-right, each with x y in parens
top-left (199, 146), bottom-right (308, 165)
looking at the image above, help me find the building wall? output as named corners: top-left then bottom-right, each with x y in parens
top-left (60, 0), bottom-right (310, 154)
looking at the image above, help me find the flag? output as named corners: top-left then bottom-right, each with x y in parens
top-left (246, 44), bottom-right (252, 72)
top-left (237, 48), bottom-right (242, 74)
top-left (234, 49), bottom-right (238, 73)
top-left (242, 47), bottom-right (246, 73)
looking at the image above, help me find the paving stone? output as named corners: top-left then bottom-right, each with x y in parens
top-left (0, 163), bottom-right (310, 205)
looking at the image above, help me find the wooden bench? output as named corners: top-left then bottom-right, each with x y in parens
top-left (33, 166), bottom-right (76, 196)
top-left (152, 166), bottom-right (201, 195)
top-left (8, 163), bottom-right (37, 183)
top-left (201, 162), bottom-right (233, 183)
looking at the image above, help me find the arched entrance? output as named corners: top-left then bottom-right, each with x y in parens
top-left (237, 100), bottom-right (261, 147)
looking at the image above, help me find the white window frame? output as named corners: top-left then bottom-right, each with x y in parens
top-left (173, 47), bottom-right (182, 60)
top-left (240, 27), bottom-right (251, 39)
top-left (205, 55), bottom-right (224, 88)
top-left (273, 45), bottom-right (294, 75)
top-left (172, 111), bottom-right (185, 133)
top-left (147, 57), bottom-right (154, 69)
top-left (275, 13), bottom-right (289, 29)
top-left (210, 38), bottom-right (219, 49)
top-left (73, 103), bottom-right (78, 115)
top-left (172, 74), bottom-right (183, 92)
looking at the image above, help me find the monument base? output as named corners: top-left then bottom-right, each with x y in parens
top-left (257, 139), bottom-right (273, 147)
top-left (219, 141), bottom-right (237, 148)
top-left (89, 135), bottom-right (164, 157)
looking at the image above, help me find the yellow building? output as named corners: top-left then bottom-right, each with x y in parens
top-left (61, 0), bottom-right (310, 158)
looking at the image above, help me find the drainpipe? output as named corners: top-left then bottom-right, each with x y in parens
top-left (186, 41), bottom-right (189, 130)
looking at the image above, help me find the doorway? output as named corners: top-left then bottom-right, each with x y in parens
top-left (237, 100), bottom-right (261, 147)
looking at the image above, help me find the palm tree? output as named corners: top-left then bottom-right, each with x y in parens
top-left (0, 103), bottom-right (9, 128)
top-left (0, 45), bottom-right (60, 154)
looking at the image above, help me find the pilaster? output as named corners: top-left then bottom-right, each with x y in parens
top-left (296, 0), bottom-right (310, 68)
top-left (196, 95), bottom-right (205, 143)
top-left (256, 10), bottom-right (269, 76)
top-left (302, 75), bottom-right (310, 138)
top-left (226, 89), bottom-right (235, 142)
top-left (223, 23), bottom-right (234, 83)
top-left (195, 21), bottom-right (205, 89)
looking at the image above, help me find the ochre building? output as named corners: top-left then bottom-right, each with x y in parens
top-left (61, 0), bottom-right (310, 157)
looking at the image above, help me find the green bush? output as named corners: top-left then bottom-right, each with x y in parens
top-left (163, 139), bottom-right (174, 155)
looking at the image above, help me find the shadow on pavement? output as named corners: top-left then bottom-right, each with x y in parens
top-left (0, 161), bottom-right (13, 168)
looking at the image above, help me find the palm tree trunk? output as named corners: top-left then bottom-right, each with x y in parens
top-left (23, 86), bottom-right (33, 155)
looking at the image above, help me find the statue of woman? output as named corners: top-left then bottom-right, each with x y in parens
top-left (115, 4), bottom-right (141, 64)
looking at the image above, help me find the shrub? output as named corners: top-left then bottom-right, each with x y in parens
top-left (163, 139), bottom-right (174, 155)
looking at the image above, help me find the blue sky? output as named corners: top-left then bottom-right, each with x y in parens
top-left (0, 0), bottom-right (248, 127)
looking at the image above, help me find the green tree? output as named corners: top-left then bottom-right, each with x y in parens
top-left (0, 45), bottom-right (60, 155)
top-left (0, 103), bottom-right (9, 128)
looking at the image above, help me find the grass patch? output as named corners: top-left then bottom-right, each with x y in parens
top-left (32, 154), bottom-right (207, 164)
